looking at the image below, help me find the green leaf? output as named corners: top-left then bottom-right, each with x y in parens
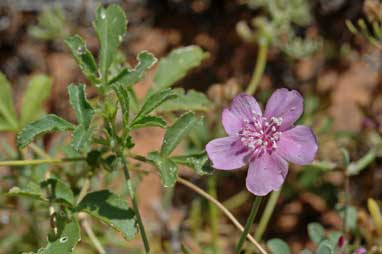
top-left (171, 152), bottom-right (212, 175)
top-left (112, 83), bottom-right (130, 129)
top-left (153, 46), bottom-right (207, 89)
top-left (127, 87), bottom-right (139, 113)
top-left (93, 4), bottom-right (127, 81)
top-left (17, 114), bottom-right (75, 148)
top-left (36, 213), bottom-right (81, 254)
top-left (160, 112), bottom-right (201, 156)
top-left (20, 74), bottom-right (52, 127)
top-left (76, 190), bottom-right (138, 240)
top-left (71, 125), bottom-right (93, 153)
top-left (0, 72), bottom-right (18, 131)
top-left (315, 241), bottom-right (334, 254)
top-left (109, 51), bottom-right (157, 88)
top-left (267, 238), bottom-right (291, 254)
top-left (68, 84), bottom-right (94, 127)
top-left (65, 35), bottom-right (98, 83)
top-left (132, 88), bottom-right (176, 124)
top-left (308, 222), bottom-right (325, 245)
top-left (130, 116), bottom-right (166, 130)
top-left (7, 181), bottom-right (47, 202)
top-left (327, 231), bottom-right (341, 248)
top-left (157, 88), bottom-right (212, 113)
top-left (41, 178), bottom-right (75, 206)
top-left (148, 151), bottom-right (178, 187)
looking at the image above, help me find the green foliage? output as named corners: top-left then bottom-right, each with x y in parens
top-left (17, 114), bottom-right (75, 148)
top-left (153, 46), bottom-right (207, 89)
top-left (0, 72), bottom-right (18, 131)
top-left (171, 152), bottom-right (212, 175)
top-left (65, 36), bottom-right (98, 84)
top-left (8, 181), bottom-right (47, 202)
top-left (130, 115), bottom-right (167, 129)
top-left (157, 88), bottom-right (212, 113)
top-left (315, 241), bottom-right (334, 254)
top-left (93, 4), bottom-right (127, 82)
top-left (41, 178), bottom-right (75, 206)
top-left (35, 213), bottom-right (81, 254)
top-left (308, 222), bottom-right (325, 245)
top-left (160, 112), bottom-right (201, 156)
top-left (148, 151), bottom-right (178, 187)
top-left (267, 238), bottom-right (291, 254)
top-left (76, 190), bottom-right (138, 240)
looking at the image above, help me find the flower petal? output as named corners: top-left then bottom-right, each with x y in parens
top-left (206, 136), bottom-right (248, 170)
top-left (276, 126), bottom-right (318, 165)
top-left (229, 93), bottom-right (262, 122)
top-left (246, 152), bottom-right (288, 196)
top-left (222, 108), bottom-right (243, 135)
top-left (264, 88), bottom-right (303, 130)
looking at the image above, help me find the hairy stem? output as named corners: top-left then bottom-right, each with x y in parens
top-left (245, 42), bottom-right (268, 95)
top-left (236, 196), bottom-right (262, 253)
top-left (255, 190), bottom-right (281, 241)
top-left (121, 158), bottom-right (151, 254)
top-left (0, 157), bottom-right (85, 167)
top-left (208, 175), bottom-right (219, 253)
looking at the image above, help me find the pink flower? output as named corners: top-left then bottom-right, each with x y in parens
top-left (206, 89), bottom-right (318, 196)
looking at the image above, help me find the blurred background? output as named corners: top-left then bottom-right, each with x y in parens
top-left (0, 0), bottom-right (381, 253)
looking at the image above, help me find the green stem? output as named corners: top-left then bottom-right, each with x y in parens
top-left (121, 158), bottom-right (151, 254)
top-left (254, 190), bottom-right (281, 241)
top-left (208, 175), bottom-right (219, 253)
top-left (0, 157), bottom-right (85, 167)
top-left (245, 42), bottom-right (268, 95)
top-left (236, 196), bottom-right (262, 253)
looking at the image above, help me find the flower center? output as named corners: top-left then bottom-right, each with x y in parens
top-left (238, 111), bottom-right (283, 158)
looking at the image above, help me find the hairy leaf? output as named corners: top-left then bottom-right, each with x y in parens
top-left (94, 4), bottom-right (127, 81)
top-left (161, 112), bottom-right (201, 156)
top-left (71, 125), bottom-right (93, 153)
top-left (20, 74), bottom-right (52, 127)
top-left (148, 151), bottom-right (178, 188)
top-left (65, 35), bottom-right (98, 83)
top-left (17, 114), bottom-right (74, 148)
top-left (267, 238), bottom-right (291, 254)
top-left (153, 46), bottom-right (207, 89)
top-left (157, 88), bottom-right (212, 113)
top-left (109, 51), bottom-right (157, 88)
top-left (0, 72), bottom-right (18, 131)
top-left (132, 88), bottom-right (176, 124)
top-left (41, 178), bottom-right (75, 206)
top-left (112, 83), bottom-right (130, 129)
top-left (35, 213), bottom-right (81, 254)
top-left (76, 190), bottom-right (137, 240)
top-left (8, 181), bottom-right (47, 202)
top-left (171, 152), bottom-right (212, 175)
top-left (130, 115), bottom-right (166, 130)
top-left (68, 84), bottom-right (94, 127)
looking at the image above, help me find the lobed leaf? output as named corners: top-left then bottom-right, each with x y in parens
top-left (65, 35), bottom-right (98, 83)
top-left (0, 72), bottom-right (18, 131)
top-left (267, 238), bottom-right (291, 254)
top-left (131, 88), bottom-right (176, 124)
top-left (157, 88), bottom-right (212, 113)
top-left (93, 4), bottom-right (127, 81)
top-left (160, 112), bottom-right (201, 156)
top-left (68, 84), bottom-right (94, 127)
top-left (171, 152), bottom-right (212, 175)
top-left (148, 151), bottom-right (178, 188)
top-left (109, 51), bottom-right (157, 88)
top-left (35, 213), bottom-right (81, 254)
top-left (130, 115), bottom-right (166, 130)
top-left (76, 190), bottom-right (138, 240)
top-left (17, 114), bottom-right (75, 148)
top-left (153, 46), bottom-right (207, 90)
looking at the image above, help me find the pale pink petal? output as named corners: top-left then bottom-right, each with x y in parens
top-left (222, 108), bottom-right (243, 135)
top-left (229, 93), bottom-right (262, 122)
top-left (206, 136), bottom-right (249, 170)
top-left (264, 88), bottom-right (303, 130)
top-left (246, 153), bottom-right (288, 196)
top-left (276, 126), bottom-right (318, 165)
